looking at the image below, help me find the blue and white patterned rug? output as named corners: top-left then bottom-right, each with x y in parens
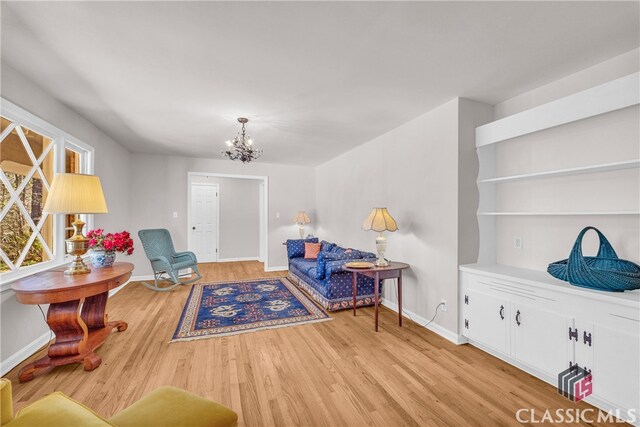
top-left (171, 278), bottom-right (331, 342)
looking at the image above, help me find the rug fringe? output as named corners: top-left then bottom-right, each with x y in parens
top-left (169, 316), bottom-right (332, 343)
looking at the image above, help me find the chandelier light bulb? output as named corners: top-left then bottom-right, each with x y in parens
top-left (247, 139), bottom-right (253, 145)
top-left (225, 140), bottom-right (232, 147)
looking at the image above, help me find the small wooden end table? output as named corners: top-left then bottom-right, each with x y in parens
top-left (11, 262), bottom-right (133, 382)
top-left (343, 261), bottom-right (409, 332)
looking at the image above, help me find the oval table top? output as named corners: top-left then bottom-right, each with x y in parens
top-left (11, 262), bottom-right (134, 305)
top-left (342, 261), bottom-right (410, 273)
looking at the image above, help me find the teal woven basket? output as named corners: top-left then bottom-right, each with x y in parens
top-left (547, 227), bottom-right (640, 292)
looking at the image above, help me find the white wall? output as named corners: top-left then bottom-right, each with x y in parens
top-left (129, 154), bottom-right (315, 275)
top-left (0, 64), bottom-right (132, 365)
top-left (191, 176), bottom-right (261, 260)
top-left (315, 98), bottom-right (493, 336)
top-left (491, 50), bottom-right (640, 270)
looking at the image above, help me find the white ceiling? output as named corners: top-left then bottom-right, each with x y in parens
top-left (1, 1), bottom-right (638, 166)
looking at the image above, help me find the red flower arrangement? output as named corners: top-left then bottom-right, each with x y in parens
top-left (87, 229), bottom-right (134, 255)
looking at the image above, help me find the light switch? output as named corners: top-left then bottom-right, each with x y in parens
top-left (173, 212), bottom-right (178, 218)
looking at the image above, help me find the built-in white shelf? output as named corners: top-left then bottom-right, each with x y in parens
top-left (478, 211), bottom-right (640, 216)
top-left (476, 72), bottom-right (640, 147)
top-left (478, 159), bottom-right (640, 184)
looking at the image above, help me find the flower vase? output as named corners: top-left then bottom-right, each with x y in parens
top-left (90, 249), bottom-right (116, 268)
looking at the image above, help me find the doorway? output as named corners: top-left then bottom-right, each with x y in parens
top-left (188, 182), bottom-right (219, 262)
top-left (187, 172), bottom-right (269, 269)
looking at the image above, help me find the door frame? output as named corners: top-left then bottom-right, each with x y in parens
top-left (187, 172), bottom-right (269, 270)
top-left (187, 181), bottom-right (219, 263)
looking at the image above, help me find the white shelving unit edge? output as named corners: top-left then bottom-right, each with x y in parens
top-left (478, 159), bottom-right (640, 184)
top-left (476, 72), bottom-right (640, 147)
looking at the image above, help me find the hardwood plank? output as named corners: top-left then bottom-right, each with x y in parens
top-left (4, 261), bottom-right (624, 426)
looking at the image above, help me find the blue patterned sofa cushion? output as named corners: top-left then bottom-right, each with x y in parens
top-left (286, 238), bottom-right (319, 259)
top-left (316, 250), bottom-right (368, 280)
top-left (289, 257), bottom-right (317, 276)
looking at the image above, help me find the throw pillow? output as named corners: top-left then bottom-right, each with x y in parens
top-left (320, 240), bottom-right (336, 253)
top-left (286, 238), bottom-right (319, 259)
top-left (304, 242), bottom-right (321, 259)
top-left (315, 251), bottom-right (333, 280)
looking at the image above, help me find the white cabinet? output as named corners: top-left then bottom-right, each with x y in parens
top-left (460, 264), bottom-right (640, 422)
top-left (575, 320), bottom-right (640, 413)
top-left (512, 302), bottom-right (574, 378)
top-left (464, 289), bottom-right (509, 354)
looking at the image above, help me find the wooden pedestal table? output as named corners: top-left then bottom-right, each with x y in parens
top-left (11, 262), bottom-right (134, 382)
top-left (343, 262), bottom-right (409, 332)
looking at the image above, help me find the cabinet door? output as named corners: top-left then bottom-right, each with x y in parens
top-left (464, 289), bottom-right (509, 354)
top-left (576, 320), bottom-right (640, 412)
top-left (512, 301), bottom-right (574, 378)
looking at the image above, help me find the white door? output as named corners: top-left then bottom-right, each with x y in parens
top-left (190, 183), bottom-right (218, 262)
top-left (464, 289), bottom-right (510, 354)
top-left (512, 301), bottom-right (574, 378)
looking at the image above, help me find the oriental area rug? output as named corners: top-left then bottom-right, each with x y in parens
top-left (171, 278), bottom-right (331, 342)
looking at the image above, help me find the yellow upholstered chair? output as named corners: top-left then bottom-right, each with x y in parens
top-left (0, 379), bottom-right (238, 427)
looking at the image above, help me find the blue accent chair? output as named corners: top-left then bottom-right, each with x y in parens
top-left (138, 229), bottom-right (202, 291)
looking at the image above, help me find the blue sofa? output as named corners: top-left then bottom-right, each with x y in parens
top-left (286, 238), bottom-right (382, 311)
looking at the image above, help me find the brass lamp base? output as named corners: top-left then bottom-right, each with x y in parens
top-left (64, 218), bottom-right (91, 275)
top-left (65, 255), bottom-right (91, 275)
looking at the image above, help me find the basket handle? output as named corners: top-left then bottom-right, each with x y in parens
top-left (568, 226), bottom-right (619, 271)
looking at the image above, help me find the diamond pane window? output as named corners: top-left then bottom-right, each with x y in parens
top-left (0, 116), bottom-right (55, 270)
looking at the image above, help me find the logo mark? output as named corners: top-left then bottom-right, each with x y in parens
top-left (558, 364), bottom-right (593, 402)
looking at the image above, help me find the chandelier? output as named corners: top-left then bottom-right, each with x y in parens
top-left (222, 117), bottom-right (262, 163)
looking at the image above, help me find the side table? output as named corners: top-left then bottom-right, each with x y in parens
top-left (11, 262), bottom-right (133, 382)
top-left (343, 262), bottom-right (410, 332)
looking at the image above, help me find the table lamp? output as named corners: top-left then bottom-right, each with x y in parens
top-left (43, 173), bottom-right (108, 275)
top-left (362, 208), bottom-right (398, 267)
top-left (293, 211), bottom-right (311, 238)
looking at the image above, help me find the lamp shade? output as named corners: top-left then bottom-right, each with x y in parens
top-left (293, 211), bottom-right (311, 224)
top-left (362, 208), bottom-right (398, 232)
top-left (43, 173), bottom-right (108, 214)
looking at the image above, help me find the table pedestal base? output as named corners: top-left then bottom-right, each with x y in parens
top-left (18, 291), bottom-right (127, 383)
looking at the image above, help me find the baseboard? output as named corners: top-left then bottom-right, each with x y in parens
top-left (130, 274), bottom-right (154, 281)
top-left (380, 298), bottom-right (466, 345)
top-left (264, 265), bottom-right (288, 272)
top-left (129, 269), bottom-right (193, 283)
top-left (1, 331), bottom-right (51, 376)
top-left (217, 257), bottom-right (260, 263)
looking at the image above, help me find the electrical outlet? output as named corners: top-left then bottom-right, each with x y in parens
top-left (440, 299), bottom-right (447, 312)
top-left (514, 237), bottom-right (523, 249)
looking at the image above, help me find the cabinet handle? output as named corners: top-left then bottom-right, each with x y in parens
top-left (499, 305), bottom-right (505, 320)
top-left (515, 310), bottom-right (521, 326)
top-left (569, 327), bottom-right (579, 341)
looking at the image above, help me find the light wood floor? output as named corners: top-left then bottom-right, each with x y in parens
top-left (6, 261), bottom-right (614, 426)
